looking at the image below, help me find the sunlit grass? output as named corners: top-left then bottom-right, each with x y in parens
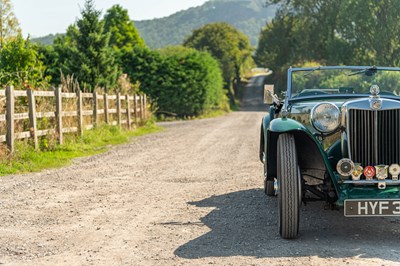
top-left (0, 122), bottom-right (163, 176)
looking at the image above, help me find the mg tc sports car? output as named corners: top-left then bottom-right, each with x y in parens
top-left (260, 66), bottom-right (400, 239)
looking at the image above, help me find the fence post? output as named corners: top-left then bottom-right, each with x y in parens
top-left (104, 93), bottom-right (109, 124)
top-left (133, 94), bottom-right (138, 126)
top-left (93, 91), bottom-right (98, 126)
top-left (126, 95), bottom-right (131, 130)
top-left (27, 89), bottom-right (38, 150)
top-left (117, 92), bottom-right (121, 127)
top-left (77, 90), bottom-right (83, 136)
top-left (140, 95), bottom-right (144, 121)
top-left (6, 86), bottom-right (15, 153)
top-left (55, 87), bottom-right (63, 144)
top-left (143, 94), bottom-right (147, 120)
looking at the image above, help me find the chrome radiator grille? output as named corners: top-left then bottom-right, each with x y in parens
top-left (348, 109), bottom-right (400, 166)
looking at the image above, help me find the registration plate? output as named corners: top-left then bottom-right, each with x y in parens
top-left (344, 199), bottom-right (400, 217)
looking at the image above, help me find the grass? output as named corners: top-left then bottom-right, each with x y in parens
top-left (0, 122), bottom-right (163, 176)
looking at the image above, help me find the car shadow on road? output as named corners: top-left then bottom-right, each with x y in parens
top-left (175, 188), bottom-right (400, 262)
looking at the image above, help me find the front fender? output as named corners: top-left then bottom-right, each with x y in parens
top-left (269, 117), bottom-right (307, 132)
top-left (265, 118), bottom-right (339, 192)
top-left (259, 106), bottom-right (275, 163)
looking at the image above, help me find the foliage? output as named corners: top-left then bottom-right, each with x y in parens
top-left (40, 0), bottom-right (120, 91)
top-left (184, 22), bottom-right (254, 82)
top-left (257, 0), bottom-right (400, 93)
top-left (254, 14), bottom-right (296, 91)
top-left (133, 0), bottom-right (276, 48)
top-left (0, 123), bottom-right (162, 176)
top-left (103, 4), bottom-right (145, 52)
top-left (336, 0), bottom-right (400, 66)
top-left (0, 35), bottom-right (49, 88)
top-left (0, 0), bottom-right (20, 47)
top-left (39, 19), bottom-right (74, 88)
top-left (39, 25), bottom-right (79, 86)
top-left (120, 46), bottom-right (161, 95)
top-left (122, 46), bottom-right (227, 117)
top-left (31, 33), bottom-right (64, 46)
top-left (70, 0), bottom-right (121, 91)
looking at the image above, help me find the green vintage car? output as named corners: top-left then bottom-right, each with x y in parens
top-left (260, 66), bottom-right (400, 239)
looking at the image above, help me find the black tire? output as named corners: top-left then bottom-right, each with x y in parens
top-left (277, 133), bottom-right (301, 239)
top-left (263, 144), bottom-right (276, 197)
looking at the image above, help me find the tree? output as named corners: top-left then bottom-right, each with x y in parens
top-left (184, 22), bottom-right (254, 101)
top-left (103, 5), bottom-right (145, 52)
top-left (0, 35), bottom-right (48, 87)
top-left (336, 0), bottom-right (400, 66)
top-left (56, 0), bottom-right (120, 91)
top-left (261, 0), bottom-right (354, 65)
top-left (0, 0), bottom-right (21, 48)
top-left (260, 0), bottom-right (400, 69)
top-left (254, 14), bottom-right (298, 92)
top-left (255, 13), bottom-right (296, 73)
top-left (39, 25), bottom-right (79, 86)
top-left (72, 0), bottom-right (120, 91)
top-left (255, 0), bottom-right (361, 92)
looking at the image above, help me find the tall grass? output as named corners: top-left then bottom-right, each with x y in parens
top-left (0, 122), bottom-right (162, 176)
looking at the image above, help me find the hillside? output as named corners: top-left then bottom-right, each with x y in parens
top-left (32, 0), bottom-right (276, 48)
top-left (32, 33), bottom-right (63, 46)
top-left (134, 0), bottom-right (276, 48)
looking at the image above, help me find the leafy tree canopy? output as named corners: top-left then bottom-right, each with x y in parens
top-left (0, 0), bottom-right (21, 47)
top-left (104, 4), bottom-right (145, 52)
top-left (43, 0), bottom-right (120, 91)
top-left (257, 0), bottom-right (400, 92)
top-left (184, 22), bottom-right (254, 89)
top-left (0, 35), bottom-right (48, 88)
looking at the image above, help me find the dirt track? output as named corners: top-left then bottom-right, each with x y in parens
top-left (1, 76), bottom-right (400, 265)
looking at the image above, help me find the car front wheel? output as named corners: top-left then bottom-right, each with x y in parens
top-left (277, 133), bottom-right (301, 239)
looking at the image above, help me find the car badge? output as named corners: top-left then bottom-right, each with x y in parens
top-left (364, 166), bottom-right (376, 180)
top-left (351, 164), bottom-right (363, 181)
top-left (389, 164), bottom-right (400, 180)
top-left (370, 99), bottom-right (382, 110)
top-left (370, 84), bottom-right (380, 96)
top-left (337, 158), bottom-right (355, 177)
top-left (375, 165), bottom-right (389, 180)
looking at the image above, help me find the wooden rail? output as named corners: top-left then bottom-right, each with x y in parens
top-left (0, 86), bottom-right (148, 153)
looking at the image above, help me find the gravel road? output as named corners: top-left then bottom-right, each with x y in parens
top-left (1, 75), bottom-right (400, 265)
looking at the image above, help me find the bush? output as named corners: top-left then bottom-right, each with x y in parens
top-left (122, 46), bottom-right (227, 117)
top-left (0, 36), bottom-right (49, 88)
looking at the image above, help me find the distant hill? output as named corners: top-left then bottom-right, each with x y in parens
top-left (135, 0), bottom-right (276, 48)
top-left (32, 0), bottom-right (276, 48)
top-left (31, 33), bottom-right (63, 46)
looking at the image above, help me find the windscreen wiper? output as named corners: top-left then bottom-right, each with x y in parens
top-left (301, 66), bottom-right (321, 76)
top-left (348, 66), bottom-right (377, 76)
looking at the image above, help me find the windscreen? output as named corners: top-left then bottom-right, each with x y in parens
top-left (291, 68), bottom-right (400, 98)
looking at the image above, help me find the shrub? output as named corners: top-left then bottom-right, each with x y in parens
top-left (122, 46), bottom-right (227, 117)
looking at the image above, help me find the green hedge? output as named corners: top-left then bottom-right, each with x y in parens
top-left (122, 46), bottom-right (227, 117)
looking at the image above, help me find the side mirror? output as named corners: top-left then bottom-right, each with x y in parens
top-left (264, 85), bottom-right (275, 104)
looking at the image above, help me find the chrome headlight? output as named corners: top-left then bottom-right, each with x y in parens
top-left (310, 103), bottom-right (340, 133)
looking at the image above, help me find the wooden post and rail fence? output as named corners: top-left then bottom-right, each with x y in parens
top-left (0, 86), bottom-right (149, 153)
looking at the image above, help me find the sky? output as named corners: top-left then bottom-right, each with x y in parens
top-left (12, 0), bottom-right (209, 37)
